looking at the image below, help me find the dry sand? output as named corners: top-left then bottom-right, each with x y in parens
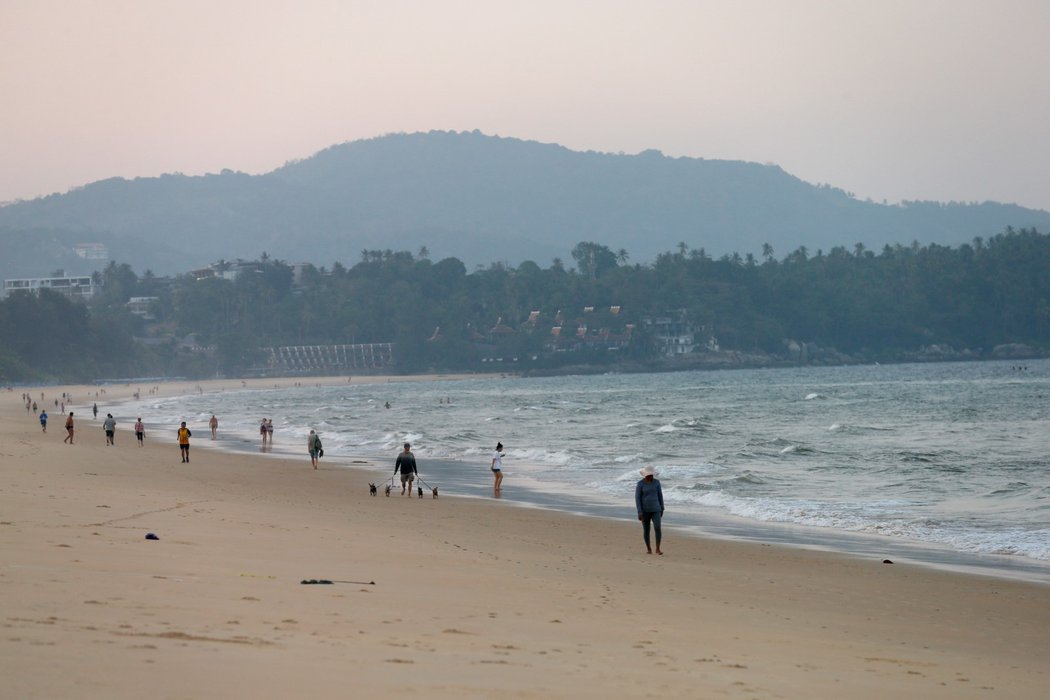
top-left (2, 379), bottom-right (1048, 699)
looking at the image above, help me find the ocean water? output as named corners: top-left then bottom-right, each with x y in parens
top-left (120, 360), bottom-right (1050, 581)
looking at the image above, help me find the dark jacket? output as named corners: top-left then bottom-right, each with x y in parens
top-left (394, 451), bottom-right (417, 475)
top-left (635, 478), bottom-right (664, 516)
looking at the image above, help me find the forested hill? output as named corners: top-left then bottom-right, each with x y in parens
top-left (2, 130), bottom-right (1049, 279)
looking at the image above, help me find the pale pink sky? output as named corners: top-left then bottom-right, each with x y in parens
top-left (2, 0), bottom-right (1048, 210)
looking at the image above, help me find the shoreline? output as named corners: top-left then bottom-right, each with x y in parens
top-left (4, 380), bottom-right (1050, 697)
top-left (103, 376), bottom-right (1050, 586)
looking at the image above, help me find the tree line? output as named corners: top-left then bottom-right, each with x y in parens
top-left (1, 227), bottom-right (1047, 382)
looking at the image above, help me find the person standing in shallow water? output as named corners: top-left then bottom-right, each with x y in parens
top-left (209, 414), bottom-right (218, 439)
top-left (491, 442), bottom-right (505, 494)
top-left (635, 465), bottom-right (664, 555)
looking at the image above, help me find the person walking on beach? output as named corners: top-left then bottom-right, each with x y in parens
top-left (308, 430), bottom-right (323, 469)
top-left (209, 414), bottom-right (218, 439)
top-left (134, 417), bottom-right (145, 447)
top-left (39, 409), bottom-right (48, 433)
top-left (103, 413), bottom-right (116, 445)
top-left (394, 442), bottom-right (417, 495)
top-left (178, 421), bottom-right (192, 463)
top-left (92, 403), bottom-right (98, 420)
top-left (260, 418), bottom-right (269, 447)
top-left (491, 441), bottom-right (505, 494)
top-left (63, 412), bottom-right (75, 444)
top-left (635, 465), bottom-right (665, 555)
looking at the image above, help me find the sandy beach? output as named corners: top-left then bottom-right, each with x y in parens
top-left (2, 379), bottom-right (1048, 699)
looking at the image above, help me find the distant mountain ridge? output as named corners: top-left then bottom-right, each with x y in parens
top-left (2, 130), bottom-right (1048, 279)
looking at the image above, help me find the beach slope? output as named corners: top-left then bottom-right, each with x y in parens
top-left (2, 382), bottom-right (1048, 698)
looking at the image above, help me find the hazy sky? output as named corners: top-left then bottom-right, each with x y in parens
top-left (2, 0), bottom-right (1048, 210)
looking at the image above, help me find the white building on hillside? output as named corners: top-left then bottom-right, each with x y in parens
top-left (3, 274), bottom-right (99, 300)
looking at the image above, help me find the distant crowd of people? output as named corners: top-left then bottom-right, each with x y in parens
top-left (20, 385), bottom-right (669, 556)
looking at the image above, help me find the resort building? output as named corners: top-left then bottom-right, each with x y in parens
top-left (642, 310), bottom-right (696, 356)
top-left (3, 273), bottom-right (99, 300)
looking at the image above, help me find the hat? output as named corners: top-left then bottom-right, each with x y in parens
top-left (639, 465), bottom-right (658, 477)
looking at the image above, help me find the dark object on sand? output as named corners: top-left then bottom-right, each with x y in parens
top-left (417, 486), bottom-right (424, 498)
top-left (882, 559), bottom-right (893, 564)
top-left (369, 483), bottom-right (377, 496)
top-left (145, 532), bottom-right (159, 540)
top-left (301, 579), bottom-right (334, 585)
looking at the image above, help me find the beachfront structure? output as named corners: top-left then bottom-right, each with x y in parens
top-left (266, 343), bottom-right (394, 373)
top-left (641, 310), bottom-right (696, 356)
top-left (3, 274), bottom-right (99, 300)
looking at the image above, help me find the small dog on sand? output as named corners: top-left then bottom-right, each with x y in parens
top-left (417, 486), bottom-right (424, 499)
top-left (369, 483), bottom-right (377, 496)
top-left (384, 484), bottom-right (391, 497)
top-left (432, 487), bottom-right (439, 499)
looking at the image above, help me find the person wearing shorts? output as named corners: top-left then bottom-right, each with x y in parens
top-left (308, 429), bottom-right (322, 469)
top-left (178, 422), bottom-right (192, 463)
top-left (491, 441), bottom-right (505, 494)
top-left (103, 413), bottom-right (116, 445)
top-left (135, 418), bottom-right (145, 447)
top-left (64, 412), bottom-right (75, 444)
top-left (393, 442), bottom-right (417, 495)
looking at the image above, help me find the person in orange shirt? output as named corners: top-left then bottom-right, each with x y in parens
top-left (177, 422), bottom-right (192, 463)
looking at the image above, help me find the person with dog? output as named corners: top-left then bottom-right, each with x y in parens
top-left (308, 429), bottom-right (323, 469)
top-left (491, 441), bottom-right (505, 494)
top-left (393, 442), bottom-right (417, 495)
top-left (635, 465), bottom-right (665, 555)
